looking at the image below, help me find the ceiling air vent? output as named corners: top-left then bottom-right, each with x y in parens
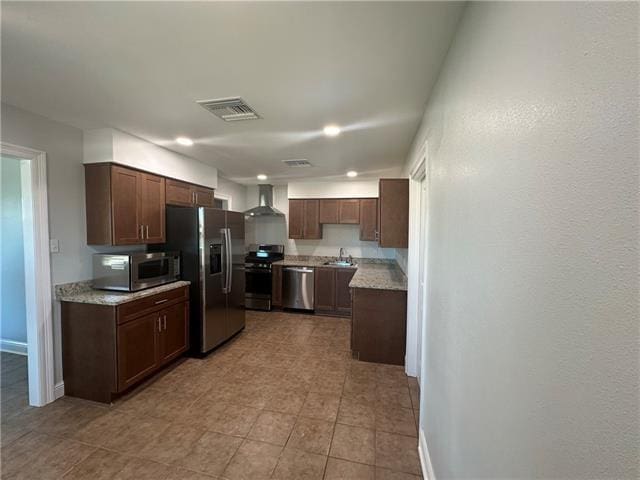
top-left (282, 159), bottom-right (312, 168)
top-left (197, 97), bottom-right (261, 122)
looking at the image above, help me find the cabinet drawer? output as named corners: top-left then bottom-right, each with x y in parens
top-left (117, 286), bottom-right (189, 324)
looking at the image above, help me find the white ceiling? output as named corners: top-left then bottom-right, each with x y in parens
top-left (1, 2), bottom-right (463, 184)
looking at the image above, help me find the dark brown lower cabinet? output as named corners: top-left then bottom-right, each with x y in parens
top-left (314, 267), bottom-right (356, 317)
top-left (61, 285), bottom-right (189, 403)
top-left (272, 264), bottom-right (283, 308)
top-left (351, 287), bottom-right (407, 365)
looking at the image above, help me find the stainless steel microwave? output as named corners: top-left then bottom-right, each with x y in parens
top-left (92, 252), bottom-right (180, 291)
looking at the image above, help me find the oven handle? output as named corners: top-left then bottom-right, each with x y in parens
top-left (245, 267), bottom-right (272, 273)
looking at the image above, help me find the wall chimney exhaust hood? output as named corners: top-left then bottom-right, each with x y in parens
top-left (245, 185), bottom-right (285, 217)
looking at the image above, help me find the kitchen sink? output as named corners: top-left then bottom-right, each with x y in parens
top-left (323, 260), bottom-right (357, 267)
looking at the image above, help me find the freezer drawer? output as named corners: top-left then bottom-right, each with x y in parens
top-left (283, 267), bottom-right (314, 310)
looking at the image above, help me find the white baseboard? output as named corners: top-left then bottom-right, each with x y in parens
top-left (419, 428), bottom-right (436, 480)
top-left (54, 381), bottom-right (65, 399)
top-left (0, 339), bottom-right (28, 356)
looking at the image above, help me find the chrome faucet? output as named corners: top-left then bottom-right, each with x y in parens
top-left (338, 248), bottom-right (346, 262)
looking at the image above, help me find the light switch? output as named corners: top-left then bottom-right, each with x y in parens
top-left (49, 239), bottom-right (60, 253)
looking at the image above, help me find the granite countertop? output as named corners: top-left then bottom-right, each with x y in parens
top-left (56, 280), bottom-right (191, 306)
top-left (349, 263), bottom-right (407, 291)
top-left (272, 256), bottom-right (407, 291)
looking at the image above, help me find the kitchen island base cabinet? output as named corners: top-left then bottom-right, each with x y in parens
top-left (351, 287), bottom-right (407, 365)
top-left (61, 286), bottom-right (189, 403)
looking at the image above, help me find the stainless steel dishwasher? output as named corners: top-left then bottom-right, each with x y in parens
top-left (282, 267), bottom-right (315, 310)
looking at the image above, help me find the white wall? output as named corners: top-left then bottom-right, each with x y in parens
top-left (0, 157), bottom-right (27, 344)
top-left (406, 3), bottom-right (638, 479)
top-left (84, 128), bottom-right (218, 189)
top-left (245, 184), bottom-right (395, 259)
top-left (216, 176), bottom-right (247, 212)
top-left (287, 180), bottom-right (378, 199)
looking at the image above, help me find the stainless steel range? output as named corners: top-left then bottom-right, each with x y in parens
top-left (245, 244), bottom-right (284, 311)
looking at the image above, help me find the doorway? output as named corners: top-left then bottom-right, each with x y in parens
top-left (406, 142), bottom-right (429, 383)
top-left (0, 143), bottom-right (55, 407)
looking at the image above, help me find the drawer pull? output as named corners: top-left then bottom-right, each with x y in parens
top-left (154, 299), bottom-right (168, 305)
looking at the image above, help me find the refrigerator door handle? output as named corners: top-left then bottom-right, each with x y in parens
top-left (221, 227), bottom-right (229, 293)
top-left (226, 227), bottom-right (232, 294)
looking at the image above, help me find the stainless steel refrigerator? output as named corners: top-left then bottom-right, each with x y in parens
top-left (159, 206), bottom-right (245, 355)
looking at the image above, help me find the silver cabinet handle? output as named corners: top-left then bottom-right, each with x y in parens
top-left (154, 299), bottom-right (168, 305)
top-left (192, 191), bottom-right (196, 204)
top-left (145, 225), bottom-right (149, 239)
top-left (163, 314), bottom-right (167, 331)
top-left (139, 225), bottom-right (144, 239)
top-left (194, 192), bottom-right (199, 205)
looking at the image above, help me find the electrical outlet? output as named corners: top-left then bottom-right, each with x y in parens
top-left (49, 239), bottom-right (60, 253)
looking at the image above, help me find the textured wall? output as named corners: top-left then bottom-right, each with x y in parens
top-left (0, 157), bottom-right (27, 343)
top-left (405, 2), bottom-right (639, 478)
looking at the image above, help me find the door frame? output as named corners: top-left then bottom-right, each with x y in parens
top-left (1, 142), bottom-right (55, 406)
top-left (405, 141), bottom-right (429, 380)
top-left (214, 192), bottom-right (232, 210)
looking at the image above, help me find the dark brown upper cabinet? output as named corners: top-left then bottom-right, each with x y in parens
top-left (338, 199), bottom-right (360, 224)
top-left (289, 199), bottom-right (322, 239)
top-left (85, 164), bottom-right (166, 245)
top-left (378, 179), bottom-right (409, 248)
top-left (319, 199), bottom-right (339, 224)
top-left (166, 179), bottom-right (215, 208)
top-left (288, 199), bottom-right (305, 239)
top-left (303, 200), bottom-right (322, 239)
top-left (359, 198), bottom-right (378, 241)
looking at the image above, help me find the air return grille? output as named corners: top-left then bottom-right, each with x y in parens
top-left (282, 159), bottom-right (312, 168)
top-left (197, 97), bottom-right (261, 122)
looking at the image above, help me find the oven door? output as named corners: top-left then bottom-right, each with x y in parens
top-left (131, 253), bottom-right (180, 291)
top-left (245, 267), bottom-right (272, 298)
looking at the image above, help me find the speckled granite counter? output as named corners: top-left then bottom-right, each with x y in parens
top-left (272, 256), bottom-right (407, 291)
top-left (55, 280), bottom-right (191, 306)
top-left (349, 263), bottom-right (407, 291)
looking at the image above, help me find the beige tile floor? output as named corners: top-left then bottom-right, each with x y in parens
top-left (1, 311), bottom-right (422, 479)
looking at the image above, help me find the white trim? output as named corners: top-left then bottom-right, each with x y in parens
top-left (214, 191), bottom-right (232, 210)
top-left (54, 381), bottom-right (65, 399)
top-left (0, 339), bottom-right (28, 356)
top-left (419, 428), bottom-right (436, 480)
top-left (1, 142), bottom-right (55, 407)
top-left (405, 140), bottom-right (428, 378)
top-left (287, 192), bottom-right (377, 199)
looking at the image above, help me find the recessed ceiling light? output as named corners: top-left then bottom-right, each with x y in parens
top-left (176, 137), bottom-right (194, 146)
top-left (347, 171), bottom-right (358, 178)
top-left (257, 174), bottom-right (268, 181)
top-left (323, 125), bottom-right (341, 137)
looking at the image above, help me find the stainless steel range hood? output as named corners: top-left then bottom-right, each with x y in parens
top-left (244, 184), bottom-right (285, 217)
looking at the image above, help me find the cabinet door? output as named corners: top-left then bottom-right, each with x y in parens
top-left (272, 264), bottom-right (283, 308)
top-left (111, 166), bottom-right (142, 245)
top-left (319, 199), bottom-right (339, 224)
top-left (140, 173), bottom-right (166, 244)
top-left (359, 199), bottom-right (378, 241)
top-left (338, 199), bottom-right (360, 224)
top-left (379, 179), bottom-right (409, 248)
top-left (314, 267), bottom-right (336, 313)
top-left (117, 312), bottom-right (159, 391)
top-left (288, 200), bottom-right (305, 239)
top-left (193, 187), bottom-right (215, 207)
top-left (335, 269), bottom-right (356, 316)
top-left (166, 179), bottom-right (193, 207)
top-left (159, 302), bottom-right (189, 366)
top-left (303, 200), bottom-right (322, 239)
